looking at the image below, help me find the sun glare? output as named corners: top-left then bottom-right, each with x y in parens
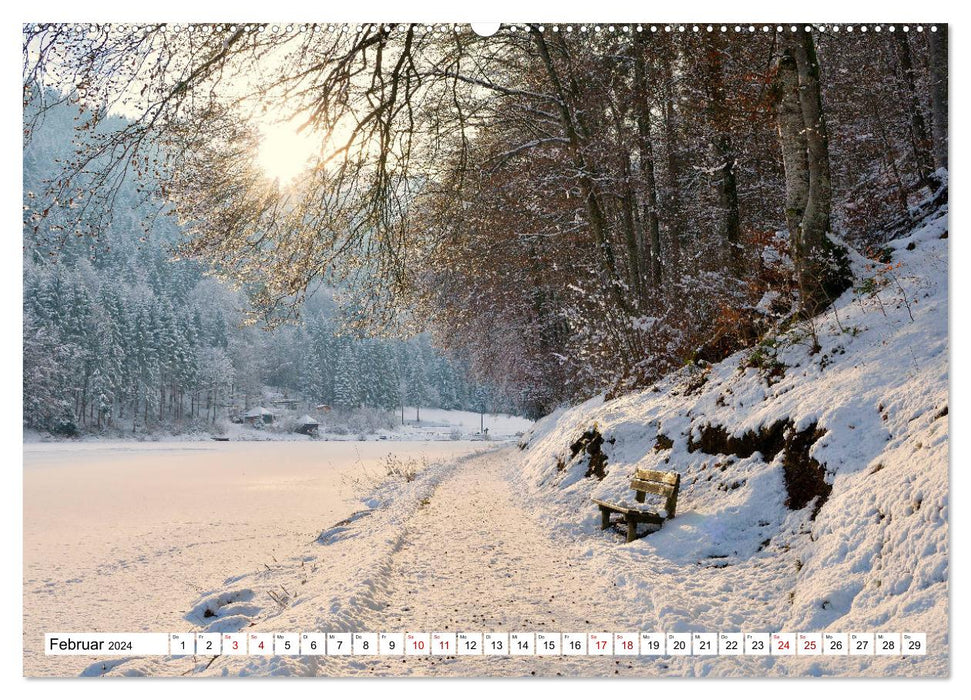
top-left (256, 118), bottom-right (318, 184)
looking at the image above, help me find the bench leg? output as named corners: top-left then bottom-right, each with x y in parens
top-left (600, 507), bottom-right (611, 530)
top-left (626, 513), bottom-right (638, 543)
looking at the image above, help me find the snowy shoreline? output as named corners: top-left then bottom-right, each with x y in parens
top-left (23, 407), bottom-right (533, 446)
top-left (24, 439), bottom-right (499, 677)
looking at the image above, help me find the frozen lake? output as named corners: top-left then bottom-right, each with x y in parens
top-left (23, 440), bottom-right (492, 676)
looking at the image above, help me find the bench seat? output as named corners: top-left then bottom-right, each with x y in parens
top-left (593, 469), bottom-right (680, 542)
top-left (590, 498), bottom-right (667, 520)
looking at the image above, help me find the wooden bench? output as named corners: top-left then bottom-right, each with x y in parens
top-left (592, 469), bottom-right (681, 542)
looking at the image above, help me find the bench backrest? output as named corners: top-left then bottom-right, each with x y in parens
top-left (630, 469), bottom-right (680, 518)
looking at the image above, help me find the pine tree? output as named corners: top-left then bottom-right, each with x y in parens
top-left (332, 338), bottom-right (361, 410)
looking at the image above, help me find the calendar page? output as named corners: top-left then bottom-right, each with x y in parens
top-left (21, 9), bottom-right (949, 682)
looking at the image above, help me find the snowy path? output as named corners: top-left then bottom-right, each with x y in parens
top-left (82, 448), bottom-right (660, 677)
top-left (69, 443), bottom-right (944, 678)
top-left (386, 450), bottom-right (630, 632)
top-left (322, 450), bottom-right (641, 676)
top-left (23, 440), bottom-right (491, 677)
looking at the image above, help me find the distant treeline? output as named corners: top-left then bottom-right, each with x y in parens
top-left (22, 101), bottom-right (512, 435)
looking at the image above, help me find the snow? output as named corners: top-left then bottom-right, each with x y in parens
top-left (23, 440), bottom-right (493, 677)
top-left (24, 211), bottom-right (947, 678)
top-left (23, 408), bottom-right (532, 443)
top-left (511, 206), bottom-right (949, 676)
top-left (49, 448), bottom-right (658, 678)
top-left (395, 407), bottom-right (533, 438)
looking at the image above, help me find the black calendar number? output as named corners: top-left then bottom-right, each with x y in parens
top-left (673, 640), bottom-right (686, 651)
top-left (465, 640), bottom-right (477, 650)
top-left (491, 640), bottom-right (504, 651)
top-left (724, 640), bottom-right (738, 651)
top-left (908, 640), bottom-right (922, 651)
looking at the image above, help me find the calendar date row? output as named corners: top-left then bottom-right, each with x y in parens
top-left (47, 632), bottom-right (927, 657)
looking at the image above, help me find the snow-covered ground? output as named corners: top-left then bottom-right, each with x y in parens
top-left (23, 440), bottom-right (493, 677)
top-left (46, 447), bottom-right (676, 678)
top-left (396, 407), bottom-right (533, 439)
top-left (24, 210), bottom-right (947, 678)
top-left (511, 206), bottom-right (949, 676)
top-left (23, 408), bottom-right (532, 444)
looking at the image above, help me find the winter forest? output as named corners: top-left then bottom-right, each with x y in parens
top-left (22, 22), bottom-right (950, 679)
top-left (23, 24), bottom-right (947, 433)
top-left (23, 101), bottom-right (512, 436)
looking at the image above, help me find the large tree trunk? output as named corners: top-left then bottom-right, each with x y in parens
top-left (620, 154), bottom-right (644, 300)
top-left (775, 34), bottom-right (849, 317)
top-left (702, 36), bottom-right (743, 275)
top-left (776, 50), bottom-right (810, 250)
top-left (892, 30), bottom-right (934, 187)
top-left (661, 35), bottom-right (686, 261)
top-left (928, 26), bottom-right (948, 172)
top-left (634, 32), bottom-right (663, 287)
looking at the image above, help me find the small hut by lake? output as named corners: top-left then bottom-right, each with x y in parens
top-left (243, 406), bottom-right (275, 425)
top-left (295, 415), bottom-right (320, 436)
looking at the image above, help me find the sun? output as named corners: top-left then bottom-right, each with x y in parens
top-left (255, 118), bottom-right (318, 184)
